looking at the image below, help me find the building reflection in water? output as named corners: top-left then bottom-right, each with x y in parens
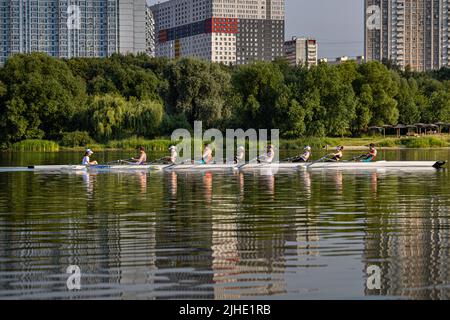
top-left (210, 170), bottom-right (286, 299)
top-left (4, 167), bottom-right (450, 299)
top-left (364, 173), bottom-right (450, 300)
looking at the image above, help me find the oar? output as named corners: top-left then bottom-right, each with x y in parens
top-left (346, 155), bottom-right (365, 162)
top-left (306, 154), bottom-right (331, 168)
top-left (236, 157), bottom-right (259, 170)
top-left (107, 158), bottom-right (133, 165)
top-left (149, 157), bottom-right (167, 165)
top-left (283, 156), bottom-right (296, 162)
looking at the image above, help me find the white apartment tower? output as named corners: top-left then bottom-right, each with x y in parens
top-left (365, 0), bottom-right (450, 71)
top-left (149, 0), bottom-right (285, 65)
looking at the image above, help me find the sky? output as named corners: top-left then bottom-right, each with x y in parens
top-left (147, 0), bottom-right (364, 59)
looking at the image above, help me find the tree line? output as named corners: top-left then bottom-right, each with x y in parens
top-left (0, 52), bottom-right (450, 148)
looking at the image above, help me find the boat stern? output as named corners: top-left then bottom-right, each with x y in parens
top-left (433, 161), bottom-right (447, 169)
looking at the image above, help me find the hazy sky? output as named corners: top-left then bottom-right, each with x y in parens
top-left (147, 0), bottom-right (364, 59)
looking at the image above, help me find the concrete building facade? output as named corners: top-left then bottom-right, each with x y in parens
top-left (149, 0), bottom-right (285, 65)
top-left (0, 0), bottom-right (147, 65)
top-left (284, 37), bottom-right (318, 67)
top-left (365, 0), bottom-right (450, 71)
top-left (146, 6), bottom-right (155, 57)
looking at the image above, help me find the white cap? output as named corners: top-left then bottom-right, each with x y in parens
top-left (237, 146), bottom-right (245, 151)
top-left (86, 149), bottom-right (93, 155)
top-left (169, 145), bottom-right (176, 151)
top-left (304, 146), bottom-right (311, 151)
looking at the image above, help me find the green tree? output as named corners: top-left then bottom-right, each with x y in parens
top-left (164, 58), bottom-right (232, 128)
top-left (354, 62), bottom-right (399, 126)
top-left (125, 99), bottom-right (164, 138)
top-left (396, 78), bottom-right (420, 124)
top-left (292, 63), bottom-right (356, 137)
top-left (0, 53), bottom-right (86, 144)
top-left (352, 85), bottom-right (373, 134)
top-left (232, 62), bottom-right (289, 130)
top-left (424, 91), bottom-right (450, 123)
top-left (0, 81), bottom-right (5, 97)
top-left (88, 94), bottom-right (129, 141)
top-left (67, 54), bottom-right (161, 100)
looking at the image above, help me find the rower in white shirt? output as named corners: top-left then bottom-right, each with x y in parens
top-left (235, 146), bottom-right (245, 164)
top-left (82, 149), bottom-right (98, 165)
top-left (161, 145), bottom-right (178, 164)
top-left (258, 145), bottom-right (275, 164)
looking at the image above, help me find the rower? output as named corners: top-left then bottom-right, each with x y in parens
top-left (202, 143), bottom-right (213, 164)
top-left (258, 145), bottom-right (275, 164)
top-left (292, 146), bottom-right (312, 163)
top-left (359, 144), bottom-right (378, 162)
top-left (131, 146), bottom-right (147, 165)
top-left (328, 146), bottom-right (344, 162)
top-left (161, 145), bottom-right (177, 164)
top-left (82, 149), bottom-right (98, 165)
top-left (235, 146), bottom-right (245, 164)
top-left (168, 145), bottom-right (177, 164)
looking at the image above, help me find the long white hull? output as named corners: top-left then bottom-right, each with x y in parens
top-left (26, 161), bottom-right (446, 172)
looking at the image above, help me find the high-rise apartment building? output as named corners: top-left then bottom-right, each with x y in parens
top-left (146, 6), bottom-right (155, 57)
top-left (284, 37), bottom-right (318, 67)
top-left (0, 0), bottom-right (147, 65)
top-left (365, 0), bottom-right (450, 71)
top-left (149, 0), bottom-right (285, 65)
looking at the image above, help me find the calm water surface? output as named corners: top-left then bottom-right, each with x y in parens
top-left (0, 149), bottom-right (449, 300)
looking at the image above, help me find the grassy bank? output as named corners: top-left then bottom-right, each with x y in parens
top-left (280, 136), bottom-right (450, 149)
top-left (3, 136), bottom-right (450, 152)
top-left (10, 140), bottom-right (60, 152)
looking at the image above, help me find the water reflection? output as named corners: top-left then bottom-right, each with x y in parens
top-left (0, 158), bottom-right (450, 299)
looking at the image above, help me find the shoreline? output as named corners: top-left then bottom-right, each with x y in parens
top-left (3, 135), bottom-right (450, 152)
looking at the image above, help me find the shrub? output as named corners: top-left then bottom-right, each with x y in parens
top-left (400, 136), bottom-right (449, 148)
top-left (60, 131), bottom-right (93, 147)
top-left (106, 137), bottom-right (172, 151)
top-left (11, 140), bottom-right (59, 152)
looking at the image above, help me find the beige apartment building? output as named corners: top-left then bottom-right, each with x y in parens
top-left (365, 0), bottom-right (450, 71)
top-left (283, 37), bottom-right (318, 67)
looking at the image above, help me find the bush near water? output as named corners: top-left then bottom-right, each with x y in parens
top-left (1, 52), bottom-right (450, 151)
top-left (10, 140), bottom-right (59, 152)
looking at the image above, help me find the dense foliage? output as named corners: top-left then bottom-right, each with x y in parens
top-left (1, 52), bottom-right (450, 147)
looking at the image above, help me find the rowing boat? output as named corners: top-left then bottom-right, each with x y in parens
top-left (25, 161), bottom-right (446, 172)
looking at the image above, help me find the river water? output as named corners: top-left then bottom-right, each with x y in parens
top-left (0, 149), bottom-right (449, 299)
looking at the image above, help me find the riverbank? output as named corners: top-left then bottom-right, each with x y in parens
top-left (4, 135), bottom-right (450, 152)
